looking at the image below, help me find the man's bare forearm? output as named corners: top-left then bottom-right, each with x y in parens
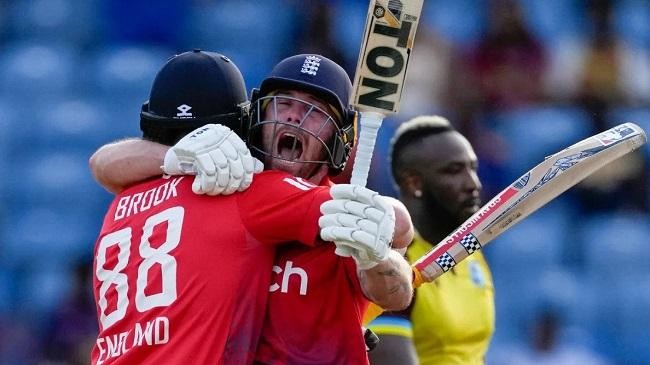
top-left (359, 250), bottom-right (413, 311)
top-left (89, 138), bottom-right (168, 194)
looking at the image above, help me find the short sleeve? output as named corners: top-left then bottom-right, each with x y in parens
top-left (238, 171), bottom-right (332, 246)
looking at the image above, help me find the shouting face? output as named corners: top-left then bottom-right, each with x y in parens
top-left (256, 89), bottom-right (340, 181)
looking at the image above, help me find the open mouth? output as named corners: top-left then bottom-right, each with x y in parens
top-left (276, 133), bottom-right (304, 161)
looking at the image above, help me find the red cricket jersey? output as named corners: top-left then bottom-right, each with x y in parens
top-left (254, 178), bottom-right (371, 365)
top-left (91, 171), bottom-right (330, 365)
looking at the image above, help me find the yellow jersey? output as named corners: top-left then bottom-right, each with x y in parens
top-left (369, 234), bottom-right (495, 365)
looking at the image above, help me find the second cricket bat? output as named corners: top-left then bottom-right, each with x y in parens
top-left (412, 122), bottom-right (647, 286)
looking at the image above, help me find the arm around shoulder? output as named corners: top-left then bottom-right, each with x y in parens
top-left (89, 138), bottom-right (168, 194)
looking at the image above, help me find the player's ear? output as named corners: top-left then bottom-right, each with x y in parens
top-left (400, 170), bottom-right (423, 198)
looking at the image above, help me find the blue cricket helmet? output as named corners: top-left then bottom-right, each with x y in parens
top-left (258, 54), bottom-right (356, 127)
top-left (250, 54), bottom-right (357, 173)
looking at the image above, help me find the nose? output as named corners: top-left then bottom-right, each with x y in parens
top-left (464, 168), bottom-right (482, 194)
top-left (281, 103), bottom-right (305, 125)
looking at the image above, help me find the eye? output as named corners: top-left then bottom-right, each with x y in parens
top-left (442, 165), bottom-right (462, 174)
top-left (272, 98), bottom-right (292, 113)
top-left (311, 108), bottom-right (328, 118)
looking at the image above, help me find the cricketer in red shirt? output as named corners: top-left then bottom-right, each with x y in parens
top-left (254, 177), bottom-right (372, 365)
top-left (91, 170), bottom-right (331, 365)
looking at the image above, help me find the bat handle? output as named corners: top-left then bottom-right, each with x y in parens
top-left (350, 111), bottom-right (385, 187)
top-left (335, 111), bottom-right (385, 258)
top-left (412, 267), bottom-right (425, 288)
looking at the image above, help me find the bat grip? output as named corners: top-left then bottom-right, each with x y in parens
top-left (412, 267), bottom-right (425, 288)
top-left (336, 111), bottom-right (385, 258)
top-left (350, 111), bottom-right (384, 187)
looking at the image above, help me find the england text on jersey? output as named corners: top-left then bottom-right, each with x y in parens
top-left (95, 316), bottom-right (170, 364)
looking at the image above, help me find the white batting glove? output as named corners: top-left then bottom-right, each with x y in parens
top-left (319, 184), bottom-right (396, 270)
top-left (162, 124), bottom-right (263, 195)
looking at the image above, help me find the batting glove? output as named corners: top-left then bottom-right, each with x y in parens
top-left (319, 184), bottom-right (395, 270)
top-left (162, 124), bottom-right (263, 195)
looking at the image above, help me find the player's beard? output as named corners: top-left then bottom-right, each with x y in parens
top-left (265, 128), bottom-right (333, 183)
top-left (421, 188), bottom-right (476, 236)
top-left (267, 156), bottom-right (323, 182)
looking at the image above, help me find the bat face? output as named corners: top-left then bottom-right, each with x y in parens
top-left (351, 0), bottom-right (424, 114)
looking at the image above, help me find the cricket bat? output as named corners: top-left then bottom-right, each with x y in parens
top-left (412, 122), bottom-right (647, 287)
top-left (349, 0), bottom-right (424, 187)
top-left (338, 0), bottom-right (423, 258)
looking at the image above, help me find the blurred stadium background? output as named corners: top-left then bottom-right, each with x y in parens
top-left (0, 0), bottom-right (648, 364)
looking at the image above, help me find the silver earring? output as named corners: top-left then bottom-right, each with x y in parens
top-left (414, 190), bottom-right (422, 198)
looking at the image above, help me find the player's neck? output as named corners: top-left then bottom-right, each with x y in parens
top-left (305, 165), bottom-right (330, 185)
top-left (405, 198), bottom-right (456, 246)
top-left (414, 216), bottom-right (455, 247)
